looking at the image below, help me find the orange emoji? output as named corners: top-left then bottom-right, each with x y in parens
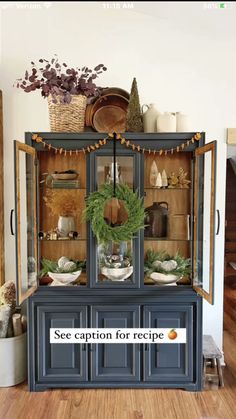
top-left (168, 329), bottom-right (177, 340)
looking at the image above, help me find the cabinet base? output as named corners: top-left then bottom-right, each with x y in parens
top-left (30, 382), bottom-right (202, 392)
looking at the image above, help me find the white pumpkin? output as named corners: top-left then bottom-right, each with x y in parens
top-left (161, 260), bottom-right (177, 272)
top-left (63, 261), bottom-right (77, 272)
top-left (152, 260), bottom-right (162, 269)
top-left (58, 256), bottom-right (70, 269)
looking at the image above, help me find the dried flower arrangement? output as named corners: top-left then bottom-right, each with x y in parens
top-left (168, 167), bottom-right (191, 188)
top-left (43, 190), bottom-right (80, 217)
top-left (0, 282), bottom-right (26, 338)
top-left (14, 55), bottom-right (107, 104)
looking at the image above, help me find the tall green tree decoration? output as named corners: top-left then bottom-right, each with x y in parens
top-left (126, 77), bottom-right (143, 132)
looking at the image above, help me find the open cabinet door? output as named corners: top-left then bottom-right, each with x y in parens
top-left (193, 141), bottom-right (216, 305)
top-left (14, 140), bottom-right (38, 305)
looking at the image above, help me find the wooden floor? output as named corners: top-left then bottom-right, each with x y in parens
top-left (0, 280), bottom-right (236, 419)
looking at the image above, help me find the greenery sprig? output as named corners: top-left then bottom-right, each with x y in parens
top-left (144, 249), bottom-right (191, 278)
top-left (83, 183), bottom-right (145, 244)
top-left (40, 258), bottom-right (85, 278)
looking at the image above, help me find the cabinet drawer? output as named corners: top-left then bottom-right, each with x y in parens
top-left (91, 305), bottom-right (140, 382)
top-left (143, 305), bottom-right (193, 382)
top-left (37, 305), bottom-right (88, 383)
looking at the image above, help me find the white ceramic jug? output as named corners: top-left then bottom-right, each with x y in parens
top-left (142, 103), bottom-right (160, 133)
top-left (176, 112), bottom-right (190, 132)
top-left (156, 112), bottom-right (176, 133)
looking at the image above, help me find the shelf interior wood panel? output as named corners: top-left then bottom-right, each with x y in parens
top-left (144, 152), bottom-right (192, 189)
top-left (38, 150), bottom-right (86, 188)
top-left (144, 240), bottom-right (190, 259)
top-left (38, 150), bottom-right (87, 238)
top-left (40, 240), bottom-right (87, 261)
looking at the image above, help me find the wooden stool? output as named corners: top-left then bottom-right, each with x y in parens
top-left (203, 335), bottom-right (224, 388)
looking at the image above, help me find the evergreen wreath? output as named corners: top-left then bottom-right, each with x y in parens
top-left (84, 183), bottom-right (145, 244)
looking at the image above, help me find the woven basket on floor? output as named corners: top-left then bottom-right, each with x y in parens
top-left (48, 94), bottom-right (87, 132)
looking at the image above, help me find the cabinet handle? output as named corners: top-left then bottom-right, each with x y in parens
top-left (216, 209), bottom-right (220, 235)
top-left (10, 209), bottom-right (14, 236)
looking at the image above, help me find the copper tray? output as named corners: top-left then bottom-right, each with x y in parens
top-left (93, 105), bottom-right (127, 133)
top-left (92, 94), bottom-right (128, 132)
top-left (85, 91), bottom-right (129, 129)
top-left (100, 87), bottom-right (130, 100)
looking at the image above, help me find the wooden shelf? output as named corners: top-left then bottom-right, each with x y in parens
top-left (39, 238), bottom-right (86, 242)
top-left (40, 186), bottom-right (86, 190)
top-left (144, 187), bottom-right (191, 191)
top-left (144, 238), bottom-right (190, 242)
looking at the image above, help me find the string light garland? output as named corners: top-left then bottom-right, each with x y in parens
top-left (31, 132), bottom-right (202, 156)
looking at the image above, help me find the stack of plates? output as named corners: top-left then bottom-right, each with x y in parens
top-left (85, 87), bottom-right (129, 133)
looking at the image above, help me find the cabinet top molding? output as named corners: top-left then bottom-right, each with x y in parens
top-left (29, 132), bottom-right (203, 156)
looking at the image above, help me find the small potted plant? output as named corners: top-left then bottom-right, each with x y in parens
top-left (144, 250), bottom-right (191, 285)
top-left (0, 282), bottom-right (27, 387)
top-left (40, 257), bottom-right (86, 286)
top-left (14, 56), bottom-right (107, 132)
top-left (98, 241), bottom-right (133, 281)
top-left (43, 189), bottom-right (80, 237)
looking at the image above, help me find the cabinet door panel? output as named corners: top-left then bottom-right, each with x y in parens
top-left (91, 305), bottom-right (140, 381)
top-left (143, 305), bottom-right (193, 382)
top-left (14, 140), bottom-right (38, 305)
top-left (37, 305), bottom-right (87, 382)
top-left (193, 141), bottom-right (216, 304)
top-left (88, 149), bottom-right (142, 289)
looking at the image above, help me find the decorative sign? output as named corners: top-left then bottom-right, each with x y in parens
top-left (50, 328), bottom-right (187, 344)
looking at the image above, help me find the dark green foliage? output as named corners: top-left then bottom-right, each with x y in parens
top-left (83, 183), bottom-right (145, 244)
top-left (144, 249), bottom-right (191, 278)
top-left (40, 258), bottom-right (86, 278)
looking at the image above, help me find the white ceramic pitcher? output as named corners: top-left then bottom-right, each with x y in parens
top-left (142, 103), bottom-right (160, 133)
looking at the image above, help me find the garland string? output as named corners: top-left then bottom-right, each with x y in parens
top-left (31, 132), bottom-right (202, 156)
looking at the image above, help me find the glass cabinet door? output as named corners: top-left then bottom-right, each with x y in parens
top-left (88, 150), bottom-right (141, 288)
top-left (143, 151), bottom-right (193, 287)
top-left (193, 141), bottom-right (216, 304)
top-left (14, 141), bottom-right (38, 304)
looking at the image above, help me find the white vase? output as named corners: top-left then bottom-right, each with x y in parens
top-left (0, 333), bottom-right (27, 387)
top-left (142, 103), bottom-right (160, 133)
top-left (176, 112), bottom-right (190, 132)
top-left (58, 216), bottom-right (75, 237)
top-left (156, 112), bottom-right (176, 132)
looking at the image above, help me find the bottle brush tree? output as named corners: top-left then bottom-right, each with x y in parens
top-left (126, 77), bottom-right (143, 132)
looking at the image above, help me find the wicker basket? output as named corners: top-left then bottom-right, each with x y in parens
top-left (48, 94), bottom-right (87, 132)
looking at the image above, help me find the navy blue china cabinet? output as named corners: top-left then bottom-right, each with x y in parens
top-left (13, 132), bottom-right (216, 391)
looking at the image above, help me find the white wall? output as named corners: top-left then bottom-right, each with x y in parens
top-left (1, 1), bottom-right (235, 351)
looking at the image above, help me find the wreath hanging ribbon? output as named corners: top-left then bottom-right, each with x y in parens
top-left (83, 183), bottom-right (145, 244)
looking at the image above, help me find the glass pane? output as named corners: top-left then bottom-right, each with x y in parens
top-left (96, 156), bottom-right (133, 189)
top-left (193, 143), bottom-right (215, 303)
top-left (98, 240), bottom-right (133, 283)
top-left (95, 155), bottom-right (136, 285)
top-left (18, 150), bottom-right (37, 295)
top-left (38, 150), bottom-right (87, 287)
top-left (143, 153), bottom-right (192, 286)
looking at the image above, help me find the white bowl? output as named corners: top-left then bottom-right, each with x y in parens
top-left (101, 266), bottom-right (133, 281)
top-left (48, 270), bottom-right (82, 286)
top-left (150, 272), bottom-right (178, 285)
